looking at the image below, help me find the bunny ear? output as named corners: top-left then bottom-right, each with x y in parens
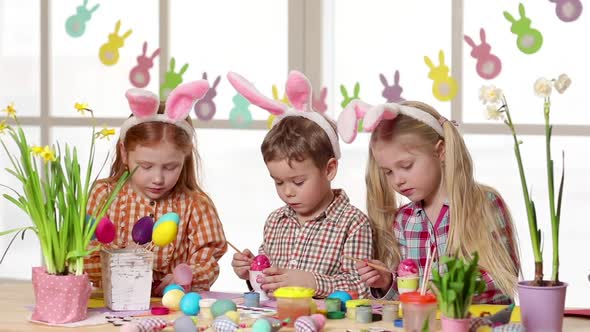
top-left (379, 74), bottom-right (388, 87)
top-left (202, 72), bottom-right (207, 80)
top-left (424, 55), bottom-right (435, 68)
top-left (503, 11), bottom-right (516, 23)
top-left (142, 42), bottom-right (147, 54)
top-left (464, 35), bottom-right (476, 47)
top-left (479, 28), bottom-right (486, 42)
top-left (285, 71), bottom-right (313, 112)
top-left (114, 20), bottom-right (121, 33)
top-left (519, 3), bottom-right (526, 17)
top-left (337, 100), bottom-right (373, 143)
top-left (438, 50), bottom-right (445, 64)
top-left (363, 103), bottom-right (401, 132)
top-left (150, 47), bottom-right (161, 59)
top-left (394, 70), bottom-right (400, 84)
top-left (126, 88), bottom-right (159, 118)
top-left (165, 80), bottom-right (210, 121)
top-left (212, 76), bottom-right (221, 89)
top-left (227, 71), bottom-right (288, 115)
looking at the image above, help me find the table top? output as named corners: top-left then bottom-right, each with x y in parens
top-left (1, 279), bottom-right (588, 331)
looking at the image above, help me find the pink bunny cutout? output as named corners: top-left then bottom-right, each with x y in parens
top-left (337, 100), bottom-right (444, 144)
top-left (194, 72), bottom-right (221, 121)
top-left (121, 80), bottom-right (210, 140)
top-left (464, 28), bottom-right (502, 80)
top-left (312, 87), bottom-right (328, 113)
top-left (380, 71), bottom-right (405, 103)
top-left (129, 42), bottom-right (161, 88)
top-left (227, 71), bottom-right (341, 159)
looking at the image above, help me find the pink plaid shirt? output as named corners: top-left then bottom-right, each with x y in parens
top-left (375, 192), bottom-right (519, 304)
top-left (259, 189), bottom-right (373, 298)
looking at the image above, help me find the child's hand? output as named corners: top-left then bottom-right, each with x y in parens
top-left (231, 248), bottom-right (254, 280)
top-left (153, 273), bottom-right (175, 296)
top-left (356, 259), bottom-right (393, 291)
top-left (260, 267), bottom-right (317, 292)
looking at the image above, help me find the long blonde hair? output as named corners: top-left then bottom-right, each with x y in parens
top-left (366, 100), bottom-right (520, 297)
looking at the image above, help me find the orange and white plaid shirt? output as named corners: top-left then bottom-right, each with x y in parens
top-left (259, 189), bottom-right (373, 298)
top-left (84, 182), bottom-right (227, 292)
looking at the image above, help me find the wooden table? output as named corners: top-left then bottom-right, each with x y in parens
top-left (1, 279), bottom-right (588, 331)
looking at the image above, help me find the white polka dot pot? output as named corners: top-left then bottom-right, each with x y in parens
top-left (31, 266), bottom-right (92, 323)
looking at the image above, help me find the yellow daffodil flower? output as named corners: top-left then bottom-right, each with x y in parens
top-left (74, 102), bottom-right (89, 114)
top-left (2, 102), bottom-right (16, 119)
top-left (0, 120), bottom-right (8, 134)
top-left (95, 127), bottom-right (116, 140)
top-left (30, 145), bottom-right (44, 156)
top-left (40, 146), bottom-right (57, 162)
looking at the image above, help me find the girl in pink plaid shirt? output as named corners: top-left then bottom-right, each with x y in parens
top-left (338, 100), bottom-right (520, 304)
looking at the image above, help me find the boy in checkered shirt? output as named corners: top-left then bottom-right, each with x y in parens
top-left (228, 71), bottom-right (372, 298)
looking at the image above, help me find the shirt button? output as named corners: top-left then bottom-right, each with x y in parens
top-left (149, 213), bottom-right (154, 218)
top-left (289, 259), bottom-right (297, 266)
top-left (149, 201), bottom-right (155, 206)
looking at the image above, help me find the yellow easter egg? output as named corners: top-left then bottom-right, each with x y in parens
top-left (224, 310), bottom-right (240, 324)
top-left (152, 221), bottom-right (178, 247)
top-left (162, 289), bottom-right (185, 311)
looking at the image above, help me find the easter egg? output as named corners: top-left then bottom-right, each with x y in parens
top-left (95, 217), bottom-right (115, 244)
top-left (174, 263), bottom-right (193, 285)
top-left (252, 318), bottom-right (272, 332)
top-left (163, 283), bottom-right (184, 295)
top-left (310, 314), bottom-right (326, 329)
top-left (153, 212), bottom-right (180, 229)
top-left (224, 310), bottom-right (240, 324)
top-left (294, 316), bottom-right (318, 332)
top-left (327, 290), bottom-right (352, 311)
top-left (211, 299), bottom-right (237, 318)
top-left (132, 216), bottom-right (154, 244)
top-left (152, 221), bottom-right (178, 247)
top-left (174, 315), bottom-right (197, 332)
top-left (250, 254), bottom-right (271, 271)
top-left (180, 292), bottom-right (202, 316)
top-left (162, 288), bottom-right (185, 310)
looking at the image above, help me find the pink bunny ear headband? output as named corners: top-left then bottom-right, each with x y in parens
top-left (121, 80), bottom-right (210, 141)
top-left (337, 100), bottom-right (454, 144)
top-left (227, 70), bottom-right (341, 159)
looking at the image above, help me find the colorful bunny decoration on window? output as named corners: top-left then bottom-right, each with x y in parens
top-left (229, 94), bottom-right (253, 129)
top-left (550, 0), bottom-right (583, 22)
top-left (380, 71), bottom-right (405, 103)
top-left (160, 58), bottom-right (189, 101)
top-left (129, 42), bottom-right (160, 88)
top-left (503, 3), bottom-right (543, 55)
top-left (193, 72), bottom-right (221, 121)
top-left (464, 28), bottom-right (502, 80)
top-left (424, 50), bottom-right (458, 102)
top-left (65, 0), bottom-right (99, 38)
top-left (340, 82), bottom-right (360, 108)
top-left (312, 87), bottom-right (328, 113)
top-left (121, 80), bottom-right (210, 141)
top-left (227, 70), bottom-right (341, 159)
top-left (99, 20), bottom-right (133, 66)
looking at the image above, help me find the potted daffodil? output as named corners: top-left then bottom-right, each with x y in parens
top-left (0, 102), bottom-right (130, 323)
top-left (479, 74), bottom-right (571, 332)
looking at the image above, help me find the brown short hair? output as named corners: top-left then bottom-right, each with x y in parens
top-left (261, 115), bottom-right (337, 169)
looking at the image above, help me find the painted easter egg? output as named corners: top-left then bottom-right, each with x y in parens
top-left (212, 316), bottom-right (238, 332)
top-left (163, 283), bottom-right (184, 295)
top-left (174, 315), bottom-right (197, 332)
top-left (174, 263), bottom-right (193, 286)
top-left (162, 288), bottom-right (185, 311)
top-left (224, 310), bottom-right (240, 324)
top-left (132, 216), bottom-right (154, 244)
top-left (252, 318), bottom-right (272, 332)
top-left (310, 314), bottom-right (326, 329)
top-left (152, 221), bottom-right (178, 247)
top-left (153, 212), bottom-right (180, 229)
top-left (95, 217), bottom-right (115, 244)
top-left (180, 292), bottom-right (202, 316)
top-left (294, 316), bottom-right (319, 332)
top-left (211, 299), bottom-right (237, 318)
top-left (250, 254), bottom-right (271, 271)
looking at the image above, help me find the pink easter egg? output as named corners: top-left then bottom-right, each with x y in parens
top-left (95, 217), bottom-right (115, 244)
top-left (250, 254), bottom-right (271, 271)
top-left (173, 263), bottom-right (193, 286)
top-left (310, 314), bottom-right (326, 329)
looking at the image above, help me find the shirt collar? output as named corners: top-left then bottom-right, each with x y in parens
top-left (283, 189), bottom-right (349, 223)
top-left (414, 199), bottom-right (450, 216)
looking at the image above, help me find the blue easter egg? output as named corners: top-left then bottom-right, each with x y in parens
top-left (153, 212), bottom-right (180, 229)
top-left (164, 283), bottom-right (185, 295)
top-left (180, 292), bottom-right (202, 316)
top-left (328, 290), bottom-right (352, 311)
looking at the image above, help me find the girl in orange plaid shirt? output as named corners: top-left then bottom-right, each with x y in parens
top-left (84, 81), bottom-right (227, 295)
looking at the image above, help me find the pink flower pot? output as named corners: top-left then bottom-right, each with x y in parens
top-left (441, 315), bottom-right (470, 332)
top-left (31, 266), bottom-right (92, 323)
top-left (518, 280), bottom-right (568, 332)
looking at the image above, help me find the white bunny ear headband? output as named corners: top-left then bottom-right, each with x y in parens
top-left (227, 70), bottom-right (341, 159)
top-left (121, 80), bottom-right (210, 141)
top-left (337, 100), bottom-right (453, 143)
